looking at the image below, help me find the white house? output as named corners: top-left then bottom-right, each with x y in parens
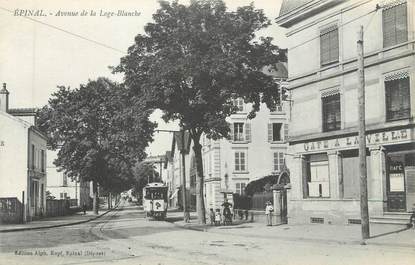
top-left (202, 63), bottom-right (289, 210)
top-left (46, 149), bottom-right (92, 208)
top-left (0, 84), bottom-right (47, 222)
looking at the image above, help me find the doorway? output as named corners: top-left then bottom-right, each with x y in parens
top-left (386, 151), bottom-right (415, 212)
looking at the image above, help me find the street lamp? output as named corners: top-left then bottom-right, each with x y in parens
top-left (155, 128), bottom-right (190, 222)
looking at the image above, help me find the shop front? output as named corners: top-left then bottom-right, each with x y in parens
top-left (287, 126), bottom-right (415, 225)
top-left (385, 145), bottom-right (415, 212)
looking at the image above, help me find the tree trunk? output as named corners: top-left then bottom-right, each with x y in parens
top-left (93, 180), bottom-right (99, 215)
top-left (108, 193), bottom-right (111, 210)
top-left (193, 140), bottom-right (206, 224)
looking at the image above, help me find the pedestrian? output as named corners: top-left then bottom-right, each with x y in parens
top-left (209, 208), bottom-right (215, 226)
top-left (265, 201), bottom-right (274, 226)
top-left (82, 203), bottom-right (87, 215)
top-left (214, 209), bottom-right (221, 226)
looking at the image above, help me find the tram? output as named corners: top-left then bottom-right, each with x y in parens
top-left (143, 182), bottom-right (168, 220)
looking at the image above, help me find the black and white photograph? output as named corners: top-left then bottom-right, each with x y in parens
top-left (0, 0), bottom-right (414, 264)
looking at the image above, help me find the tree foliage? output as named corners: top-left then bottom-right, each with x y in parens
top-left (37, 77), bottom-right (156, 193)
top-left (131, 162), bottom-right (161, 198)
top-left (114, 0), bottom-right (286, 222)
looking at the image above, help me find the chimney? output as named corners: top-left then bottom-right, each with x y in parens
top-left (0, 83), bottom-right (10, 113)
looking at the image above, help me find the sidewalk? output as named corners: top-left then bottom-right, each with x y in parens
top-left (171, 211), bottom-right (251, 231)
top-left (174, 216), bottom-right (415, 248)
top-left (0, 207), bottom-right (112, 233)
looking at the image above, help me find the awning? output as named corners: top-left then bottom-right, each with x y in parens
top-left (169, 188), bottom-right (180, 199)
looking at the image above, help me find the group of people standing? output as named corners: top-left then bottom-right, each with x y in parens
top-left (209, 200), bottom-right (233, 226)
top-left (207, 200), bottom-right (275, 227)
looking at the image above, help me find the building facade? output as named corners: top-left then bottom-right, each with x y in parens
top-left (46, 149), bottom-right (92, 208)
top-left (0, 84), bottom-right (47, 222)
top-left (277, 0), bottom-right (415, 225)
top-left (164, 131), bottom-right (195, 209)
top-left (203, 63), bottom-right (289, 210)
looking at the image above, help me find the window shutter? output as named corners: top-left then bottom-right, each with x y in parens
top-left (330, 29), bottom-right (339, 62)
top-left (395, 3), bottom-right (408, 44)
top-left (284, 124), bottom-right (289, 142)
top-left (229, 123), bottom-right (234, 142)
top-left (279, 153), bottom-right (285, 171)
top-left (320, 33), bottom-right (330, 65)
top-left (244, 152), bottom-right (247, 172)
top-left (383, 7), bottom-right (395, 47)
top-left (383, 2), bottom-right (408, 47)
top-left (320, 26), bottom-right (338, 65)
top-left (268, 123), bottom-right (273, 142)
top-left (273, 152), bottom-right (278, 171)
top-left (245, 123), bottom-right (251, 142)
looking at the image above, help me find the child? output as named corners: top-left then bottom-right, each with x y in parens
top-left (209, 208), bottom-right (215, 226)
top-left (214, 209), bottom-right (221, 226)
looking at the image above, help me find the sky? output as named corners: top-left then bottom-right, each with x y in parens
top-left (0, 0), bottom-right (287, 156)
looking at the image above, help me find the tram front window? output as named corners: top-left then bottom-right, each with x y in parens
top-left (151, 190), bottom-right (165, 200)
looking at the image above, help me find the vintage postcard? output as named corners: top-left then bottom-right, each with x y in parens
top-left (0, 0), bottom-right (414, 264)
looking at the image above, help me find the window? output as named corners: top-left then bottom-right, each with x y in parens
top-left (234, 151), bottom-right (247, 172)
top-left (234, 123), bottom-right (244, 141)
top-left (322, 93), bottom-right (341, 132)
top-left (383, 1), bottom-right (408, 48)
top-left (63, 173), bottom-right (68, 187)
top-left (233, 98), bottom-right (244, 112)
top-left (230, 122), bottom-right (251, 142)
top-left (385, 76), bottom-right (410, 121)
top-left (273, 152), bottom-right (285, 172)
top-left (320, 25), bottom-right (339, 65)
top-left (268, 123), bottom-right (288, 142)
top-left (41, 150), bottom-right (45, 172)
top-left (30, 181), bottom-right (35, 207)
top-left (304, 154), bottom-right (330, 198)
top-left (273, 123), bottom-right (282, 141)
top-left (31, 144), bottom-right (35, 169)
top-left (235, 182), bottom-right (246, 195)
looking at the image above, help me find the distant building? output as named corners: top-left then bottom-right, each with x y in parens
top-left (276, 0), bottom-right (415, 225)
top-left (46, 149), bottom-right (92, 208)
top-left (0, 83), bottom-right (47, 222)
top-left (202, 62), bottom-right (289, 210)
top-left (164, 132), bottom-right (195, 210)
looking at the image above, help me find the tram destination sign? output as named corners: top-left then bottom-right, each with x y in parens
top-left (303, 128), bottom-right (411, 152)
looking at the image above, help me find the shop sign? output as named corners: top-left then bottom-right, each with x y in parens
top-left (303, 128), bottom-right (410, 152)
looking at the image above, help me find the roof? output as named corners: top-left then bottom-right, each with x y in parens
top-left (0, 87), bottom-right (9, 94)
top-left (279, 0), bottom-right (314, 16)
top-left (0, 83), bottom-right (9, 94)
top-left (145, 182), bottom-right (167, 188)
top-left (262, 62), bottom-right (288, 79)
top-left (8, 108), bottom-right (38, 116)
top-left (277, 0), bottom-right (346, 28)
top-left (171, 131), bottom-right (191, 155)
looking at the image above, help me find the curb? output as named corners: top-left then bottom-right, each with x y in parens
top-left (0, 202), bottom-right (121, 233)
top-left (173, 221), bottom-right (415, 249)
top-left (172, 220), bottom-right (252, 232)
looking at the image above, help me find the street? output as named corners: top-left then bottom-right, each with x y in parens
top-left (0, 200), bottom-right (414, 265)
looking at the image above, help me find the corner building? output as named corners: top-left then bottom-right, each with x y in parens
top-left (276, 0), bottom-right (415, 225)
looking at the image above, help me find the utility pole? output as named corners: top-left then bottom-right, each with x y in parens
top-left (357, 25), bottom-right (370, 240)
top-left (181, 129), bottom-right (190, 222)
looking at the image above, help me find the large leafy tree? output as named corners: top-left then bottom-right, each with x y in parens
top-left (37, 78), bottom-right (156, 214)
top-left (114, 0), bottom-right (286, 223)
top-left (131, 162), bottom-right (161, 201)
